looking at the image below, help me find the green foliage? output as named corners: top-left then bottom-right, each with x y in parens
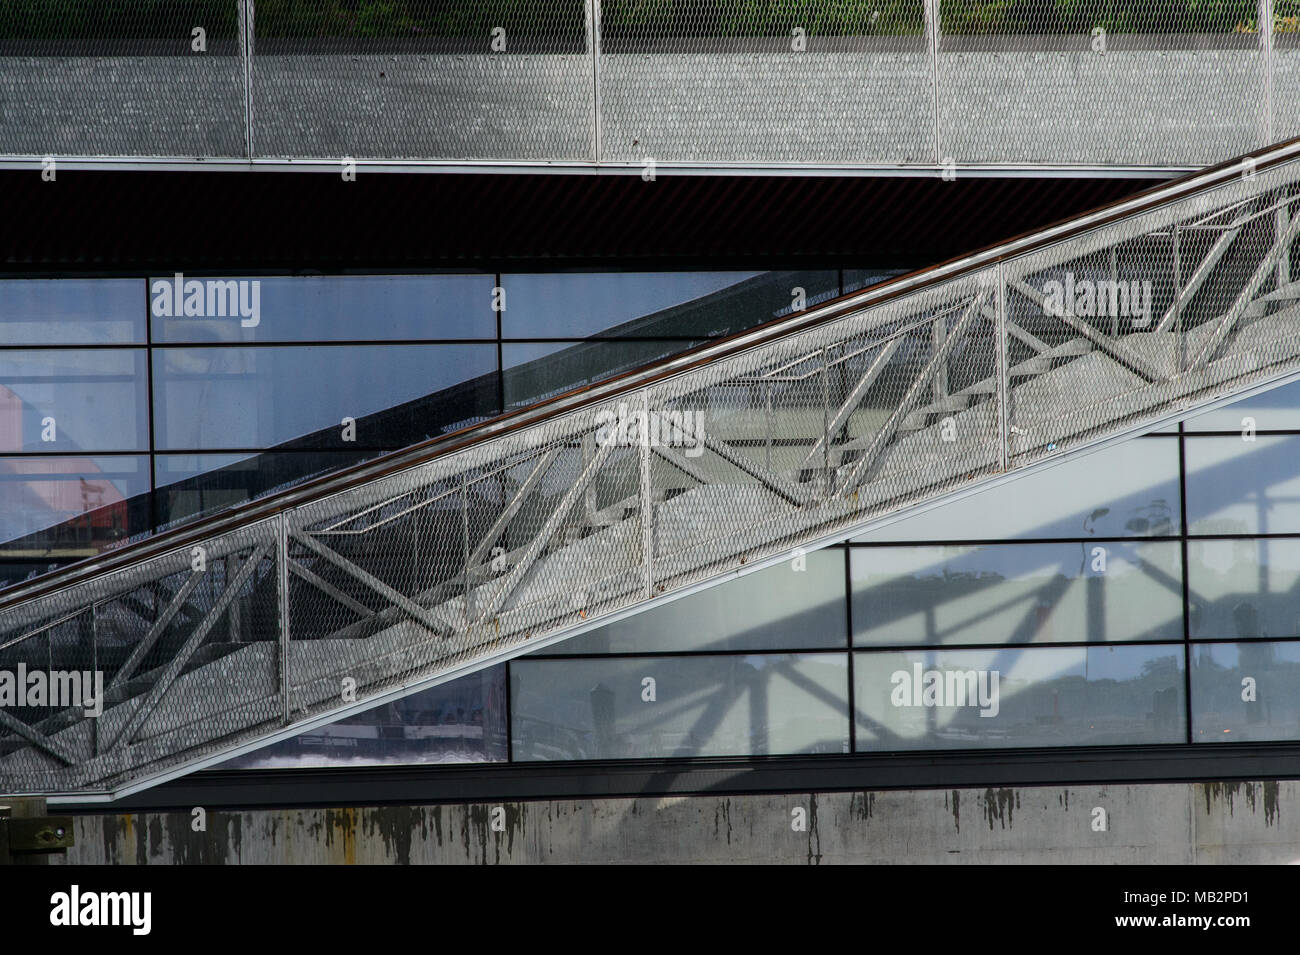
top-left (939, 0), bottom-right (1277, 34)
top-left (252, 0), bottom-right (585, 39)
top-left (0, 0), bottom-right (237, 38)
top-left (601, 0), bottom-right (924, 36)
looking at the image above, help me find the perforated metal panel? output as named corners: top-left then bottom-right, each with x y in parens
top-left (3, 141), bottom-right (1300, 797)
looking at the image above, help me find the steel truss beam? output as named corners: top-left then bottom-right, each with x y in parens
top-left (7, 143), bottom-right (1300, 798)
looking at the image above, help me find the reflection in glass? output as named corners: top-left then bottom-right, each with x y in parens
top-left (511, 654), bottom-right (849, 760)
top-left (843, 268), bottom-right (908, 294)
top-left (0, 279), bottom-right (144, 344)
top-left (1191, 642), bottom-right (1300, 742)
top-left (1183, 378), bottom-right (1300, 432)
top-left (854, 645), bottom-right (1185, 750)
top-left (1188, 538), bottom-right (1300, 640)
top-left (852, 541), bottom-right (1183, 646)
top-left (503, 339), bottom-right (703, 408)
top-left (154, 451), bottom-right (376, 528)
top-left (501, 271), bottom-right (839, 340)
top-left (151, 274), bottom-right (496, 343)
top-left (1185, 435), bottom-right (1300, 535)
top-left (0, 349), bottom-right (148, 452)
top-left (0, 560), bottom-right (67, 591)
top-left (0, 455), bottom-right (151, 556)
top-left (153, 344), bottom-right (498, 450)
top-left (853, 438), bottom-right (1180, 541)
top-left (221, 666), bottom-right (508, 768)
top-left (535, 549), bottom-right (847, 655)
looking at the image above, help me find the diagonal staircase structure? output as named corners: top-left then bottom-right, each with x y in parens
top-left (5, 139), bottom-right (1300, 799)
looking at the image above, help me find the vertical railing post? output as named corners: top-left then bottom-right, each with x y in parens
top-left (1172, 222), bottom-right (1184, 375)
top-left (993, 264), bottom-right (1011, 473)
top-left (924, 0), bottom-right (942, 165)
top-left (1276, 180), bottom-right (1293, 290)
top-left (1108, 247), bottom-right (1120, 338)
top-left (640, 390), bottom-right (654, 599)
top-left (1261, 0), bottom-right (1275, 147)
top-left (931, 311), bottom-right (949, 402)
top-left (765, 379), bottom-right (773, 472)
top-left (238, 0), bottom-right (255, 159)
top-left (89, 602), bottom-right (100, 758)
top-left (586, 0), bottom-right (603, 163)
top-left (820, 349), bottom-right (831, 498)
top-left (276, 510), bottom-right (290, 724)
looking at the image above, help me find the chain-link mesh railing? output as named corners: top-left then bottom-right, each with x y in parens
top-left (0, 0), bottom-right (246, 157)
top-left (0, 1), bottom-right (1298, 166)
top-left (936, 0), bottom-right (1275, 167)
top-left (597, 0), bottom-right (932, 164)
top-left (2, 139), bottom-right (1300, 796)
top-left (251, 0), bottom-right (593, 160)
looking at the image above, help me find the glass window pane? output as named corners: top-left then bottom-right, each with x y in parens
top-left (511, 653), bottom-right (849, 760)
top-left (853, 645), bottom-right (1185, 750)
top-left (503, 339), bottom-right (702, 408)
top-left (0, 455), bottom-right (151, 555)
top-left (1188, 538), bottom-right (1300, 640)
top-left (153, 344), bottom-right (499, 451)
top-left (1191, 641), bottom-right (1300, 742)
top-left (851, 541), bottom-right (1183, 646)
top-left (150, 274), bottom-right (496, 343)
top-left (536, 549), bottom-right (846, 655)
top-left (221, 665), bottom-right (508, 768)
top-left (154, 451), bottom-right (377, 528)
top-left (0, 560), bottom-right (71, 591)
top-left (500, 271), bottom-right (839, 339)
top-left (1183, 378), bottom-right (1300, 432)
top-left (0, 279), bottom-right (144, 345)
top-left (0, 349), bottom-right (148, 452)
top-left (853, 438), bottom-right (1181, 541)
top-left (1185, 435), bottom-right (1300, 535)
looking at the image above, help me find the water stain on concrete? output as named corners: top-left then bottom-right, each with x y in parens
top-left (851, 790), bottom-right (876, 823)
top-left (807, 793), bottom-right (822, 866)
top-left (366, 805), bottom-right (427, 865)
top-left (1263, 780), bottom-right (1281, 826)
top-left (715, 797), bottom-right (733, 845)
top-left (983, 788), bottom-right (1016, 830)
top-left (1201, 780), bottom-right (1281, 827)
top-left (323, 807), bottom-right (356, 864)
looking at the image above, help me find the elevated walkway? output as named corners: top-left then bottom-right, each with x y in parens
top-left (0, 1), bottom-right (1296, 175)
top-left (3, 139), bottom-right (1300, 799)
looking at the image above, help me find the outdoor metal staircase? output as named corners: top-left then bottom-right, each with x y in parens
top-left (5, 139), bottom-right (1300, 799)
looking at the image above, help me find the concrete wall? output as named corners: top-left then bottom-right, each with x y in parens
top-left (59, 779), bottom-right (1298, 864)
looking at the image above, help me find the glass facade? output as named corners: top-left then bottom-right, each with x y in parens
top-left (854, 645), bottom-right (1185, 750)
top-left (851, 541), bottom-right (1184, 647)
top-left (511, 653), bottom-right (849, 761)
top-left (14, 268), bottom-right (1300, 772)
top-left (233, 374), bottom-right (1300, 770)
top-left (1, 268), bottom-right (874, 588)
